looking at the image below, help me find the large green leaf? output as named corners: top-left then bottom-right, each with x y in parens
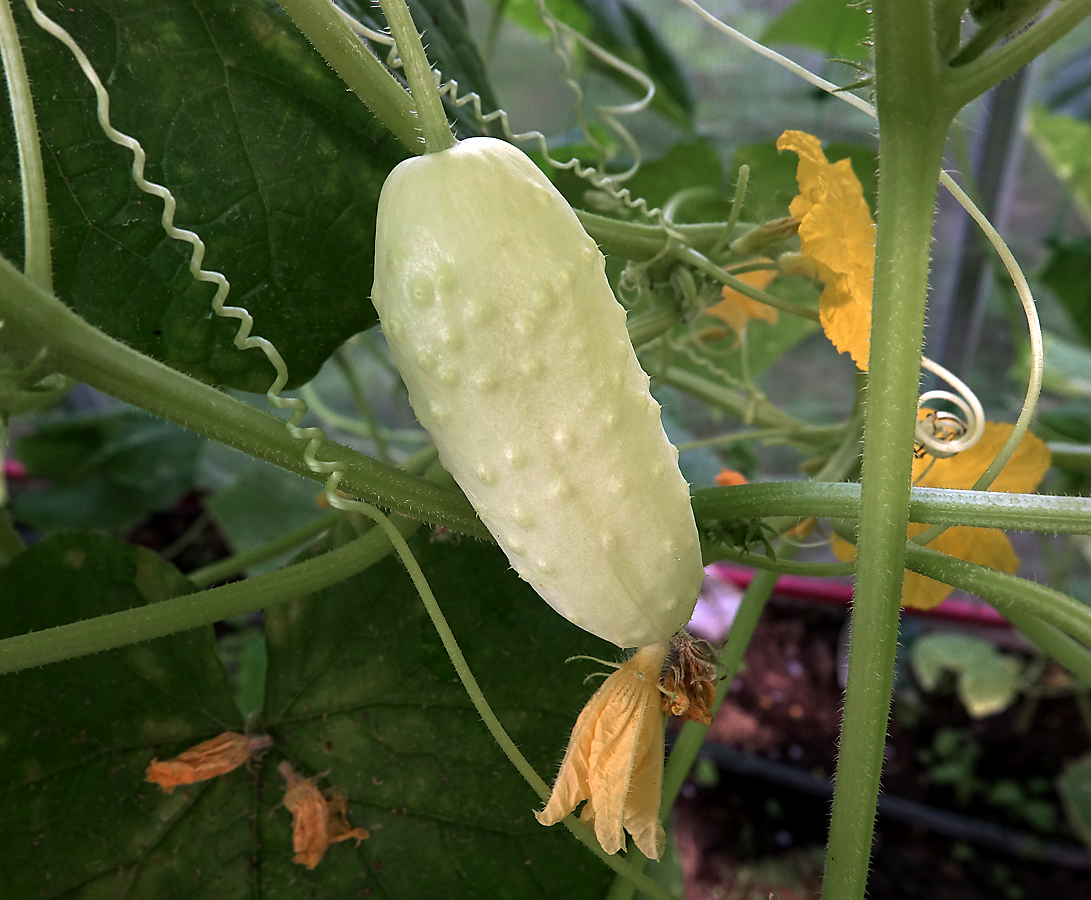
top-left (0, 527), bottom-right (620, 897)
top-left (1041, 238), bottom-right (1091, 347)
top-left (258, 526), bottom-right (618, 897)
top-left (0, 531), bottom-right (247, 898)
top-left (0, 0), bottom-right (408, 392)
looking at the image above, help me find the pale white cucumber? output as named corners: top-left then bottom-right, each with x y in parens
top-left (371, 137), bottom-right (703, 648)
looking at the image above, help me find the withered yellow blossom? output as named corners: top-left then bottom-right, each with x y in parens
top-left (705, 264), bottom-right (778, 337)
top-left (146, 732), bottom-right (272, 794)
top-left (833, 415), bottom-right (1051, 609)
top-left (536, 641), bottom-right (671, 859)
top-left (279, 761), bottom-right (370, 869)
top-left (777, 130), bottom-right (874, 371)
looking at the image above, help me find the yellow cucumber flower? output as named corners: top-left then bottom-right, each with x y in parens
top-left (777, 130), bottom-right (874, 371)
top-left (535, 641), bottom-right (671, 859)
top-left (833, 418), bottom-right (1051, 609)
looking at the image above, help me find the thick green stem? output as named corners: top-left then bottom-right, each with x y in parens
top-left (0, 515), bottom-right (420, 674)
top-left (903, 544), bottom-right (1091, 651)
top-left (822, 5), bottom-right (952, 898)
top-left (377, 0), bottom-right (454, 153)
top-left (1001, 608), bottom-right (1091, 687)
top-left (575, 211), bottom-right (736, 260)
top-left (0, 0), bottom-right (50, 290)
top-left (691, 482), bottom-right (1091, 534)
top-left (276, 0), bottom-right (421, 152)
top-left (0, 255), bottom-right (488, 539)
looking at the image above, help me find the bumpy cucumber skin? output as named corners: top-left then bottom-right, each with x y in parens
top-left (372, 137), bottom-right (703, 648)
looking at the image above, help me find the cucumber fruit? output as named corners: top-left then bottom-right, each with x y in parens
top-left (371, 137), bottom-right (703, 648)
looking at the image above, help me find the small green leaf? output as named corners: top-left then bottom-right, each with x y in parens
top-left (1038, 401), bottom-right (1091, 442)
top-left (1041, 238), bottom-right (1091, 347)
top-left (13, 410), bottom-right (201, 533)
top-left (490, 0), bottom-right (591, 38)
top-left (623, 140), bottom-right (724, 213)
top-left (544, 138), bottom-right (723, 216)
top-left (910, 632), bottom-right (1023, 719)
top-left (1021, 331), bottom-right (1091, 399)
top-left (0, 531), bottom-right (246, 898)
top-left (1028, 104), bottom-right (1091, 223)
top-left (762, 0), bottom-right (873, 62)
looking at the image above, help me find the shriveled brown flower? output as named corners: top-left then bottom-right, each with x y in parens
top-left (661, 633), bottom-right (718, 725)
top-left (279, 761), bottom-right (369, 869)
top-left (535, 641), bottom-right (671, 859)
top-left (146, 732), bottom-right (272, 794)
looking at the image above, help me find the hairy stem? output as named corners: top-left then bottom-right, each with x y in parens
top-left (691, 482), bottom-right (1091, 534)
top-left (0, 254), bottom-right (488, 539)
top-left (377, 0), bottom-right (455, 153)
top-left (276, 0), bottom-right (421, 152)
top-left (904, 544), bottom-right (1091, 651)
top-left (822, 5), bottom-right (952, 897)
top-left (188, 511), bottom-right (342, 589)
top-left (0, 0), bottom-right (50, 290)
top-left (0, 516), bottom-right (420, 675)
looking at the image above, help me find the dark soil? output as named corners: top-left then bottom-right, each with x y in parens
top-left (674, 598), bottom-right (1091, 900)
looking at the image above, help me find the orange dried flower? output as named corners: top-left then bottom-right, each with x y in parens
top-left (536, 641), bottom-right (671, 859)
top-left (279, 761), bottom-right (369, 869)
top-left (146, 732), bottom-right (272, 794)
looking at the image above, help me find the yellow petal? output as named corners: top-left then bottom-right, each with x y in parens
top-left (705, 265), bottom-right (778, 336)
top-left (832, 420), bottom-right (1049, 610)
top-left (777, 130), bottom-right (874, 371)
top-left (902, 524), bottom-right (1020, 610)
top-left (913, 420), bottom-right (1051, 494)
top-left (536, 641), bottom-right (670, 859)
top-left (830, 535), bottom-right (856, 564)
